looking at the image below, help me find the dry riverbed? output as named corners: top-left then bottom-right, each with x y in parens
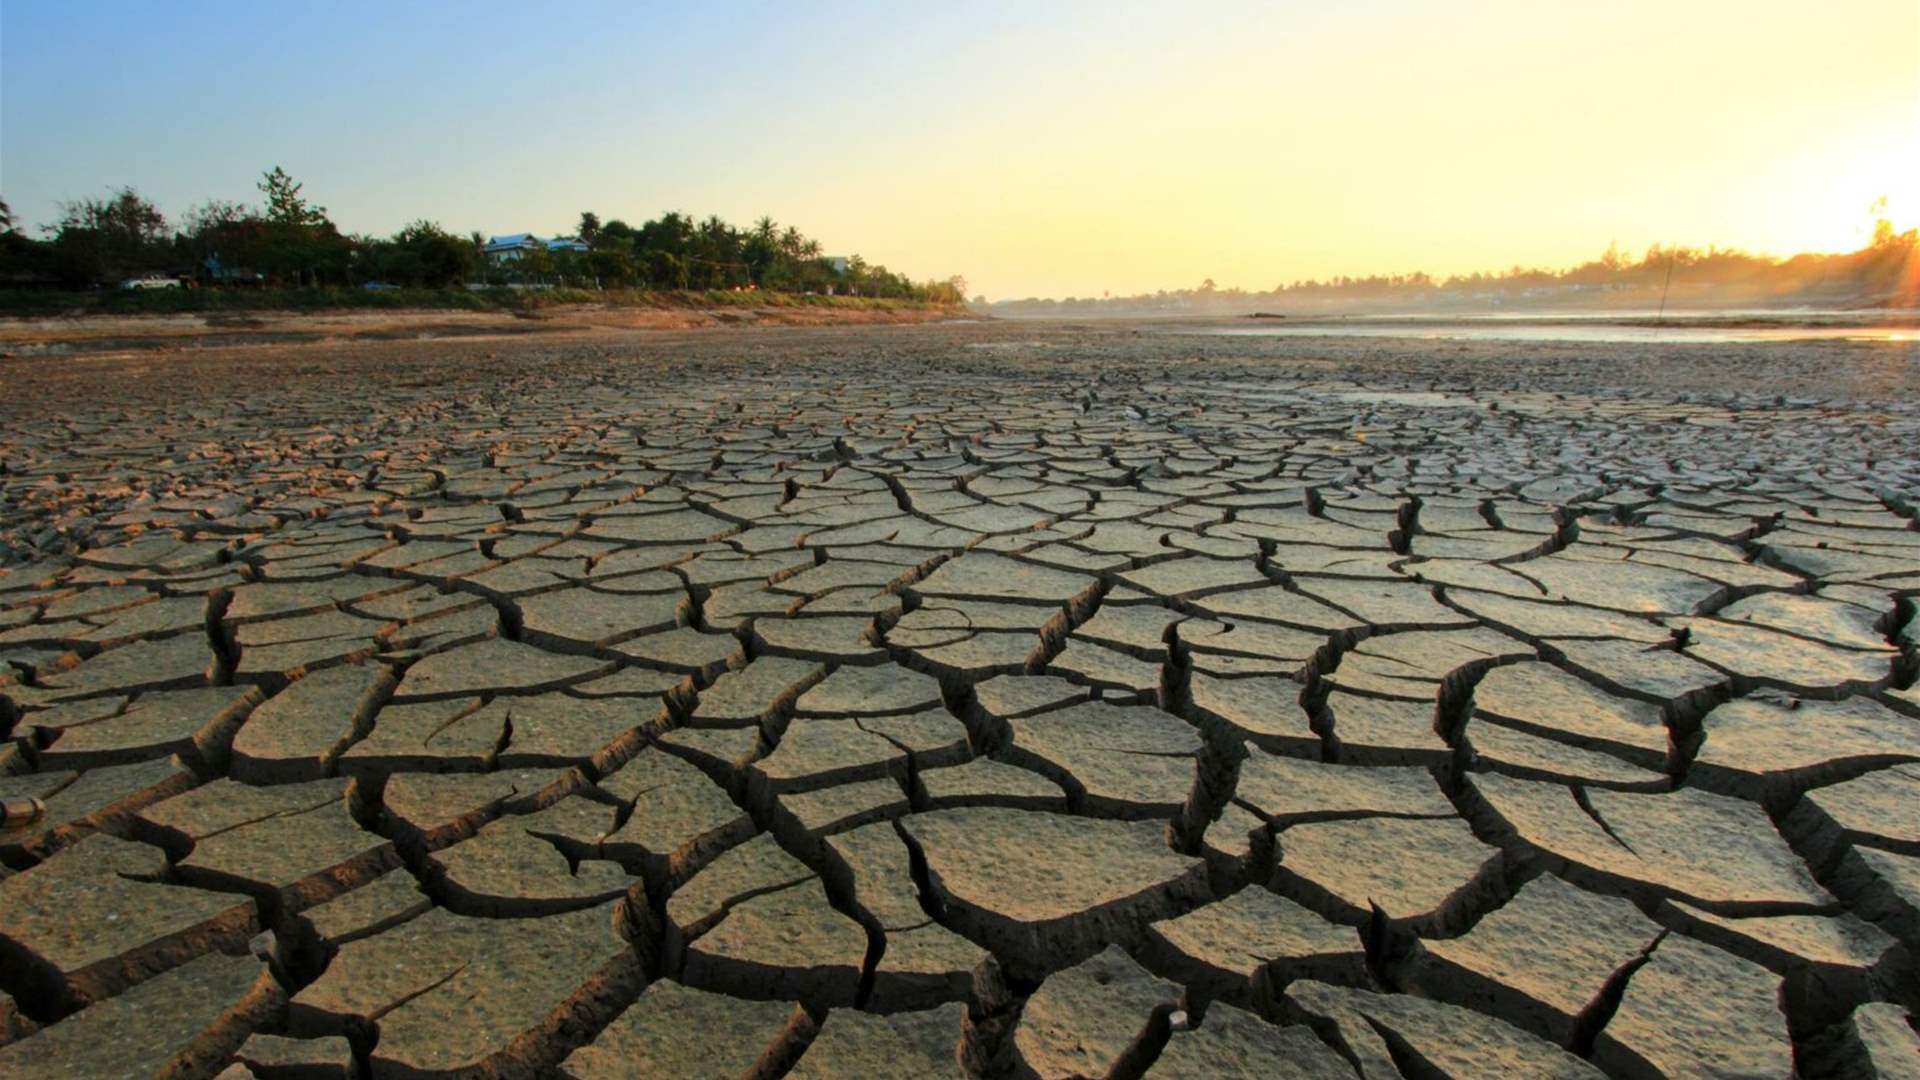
top-left (0, 321), bottom-right (1916, 1077)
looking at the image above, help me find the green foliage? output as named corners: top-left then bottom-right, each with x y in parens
top-left (357, 221), bottom-right (480, 287)
top-left (518, 244), bottom-right (557, 282)
top-left (0, 199), bottom-right (57, 288)
top-left (599, 218), bottom-right (637, 248)
top-left (249, 167), bottom-right (350, 286)
top-left (46, 188), bottom-right (172, 286)
top-left (0, 171), bottom-right (968, 305)
top-left (644, 249), bottom-right (687, 290)
top-left (589, 248), bottom-right (635, 286)
top-left (258, 166), bottom-right (328, 228)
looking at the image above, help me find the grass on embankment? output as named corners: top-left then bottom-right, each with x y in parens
top-left (0, 286), bottom-right (959, 319)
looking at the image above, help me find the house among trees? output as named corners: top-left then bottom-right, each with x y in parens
top-left (203, 253), bottom-right (265, 287)
top-left (483, 233), bottom-right (589, 265)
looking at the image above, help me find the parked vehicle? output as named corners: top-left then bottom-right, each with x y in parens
top-left (119, 275), bottom-right (182, 290)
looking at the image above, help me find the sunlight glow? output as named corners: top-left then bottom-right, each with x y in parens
top-left (1, 0), bottom-right (1915, 297)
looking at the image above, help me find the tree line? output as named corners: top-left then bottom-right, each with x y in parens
top-left (0, 168), bottom-right (967, 303)
top-left (984, 213), bottom-right (1919, 316)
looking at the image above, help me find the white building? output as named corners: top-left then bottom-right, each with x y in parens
top-left (483, 233), bottom-right (591, 265)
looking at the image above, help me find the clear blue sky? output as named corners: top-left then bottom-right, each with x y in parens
top-left (1, 2), bottom-right (999, 259)
top-left (4, 1), bottom-right (1916, 298)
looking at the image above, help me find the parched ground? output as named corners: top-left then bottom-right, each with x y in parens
top-left (1, 320), bottom-right (1918, 1078)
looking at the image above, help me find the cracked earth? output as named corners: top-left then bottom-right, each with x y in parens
top-left (1, 322), bottom-right (1918, 1079)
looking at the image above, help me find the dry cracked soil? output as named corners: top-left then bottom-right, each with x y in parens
top-left (1, 319), bottom-right (1917, 1079)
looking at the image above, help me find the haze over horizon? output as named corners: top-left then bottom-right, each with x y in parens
top-left (3, 0), bottom-right (1915, 300)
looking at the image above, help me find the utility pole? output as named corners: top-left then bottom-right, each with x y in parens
top-left (1657, 247), bottom-right (1677, 323)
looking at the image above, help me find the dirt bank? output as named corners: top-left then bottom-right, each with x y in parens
top-left (0, 301), bottom-right (975, 358)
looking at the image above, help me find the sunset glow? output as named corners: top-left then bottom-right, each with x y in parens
top-left (3, 0), bottom-right (1915, 298)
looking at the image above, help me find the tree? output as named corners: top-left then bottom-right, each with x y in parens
top-left (578, 211), bottom-right (602, 246)
top-left (389, 220), bottom-right (478, 287)
top-left (0, 195), bottom-right (59, 287)
top-left (644, 249), bottom-right (686, 289)
top-left (182, 199), bottom-right (253, 236)
top-left (692, 215), bottom-right (740, 289)
top-left (744, 215), bottom-right (779, 286)
top-left (551, 247), bottom-right (590, 286)
top-left (259, 166), bottom-right (327, 227)
top-left (178, 199), bottom-right (264, 283)
top-left (600, 218), bottom-right (637, 249)
top-left (1866, 196), bottom-right (1912, 251)
top-left (254, 167), bottom-right (342, 285)
top-left (48, 188), bottom-right (171, 286)
top-left (589, 248), bottom-right (635, 286)
top-left (639, 212), bottom-right (694, 260)
top-left (518, 243), bottom-right (555, 284)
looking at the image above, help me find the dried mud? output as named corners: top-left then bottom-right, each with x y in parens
top-left (1, 320), bottom-right (1917, 1078)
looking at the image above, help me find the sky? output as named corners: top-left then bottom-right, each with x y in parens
top-left (2, 1), bottom-right (1916, 299)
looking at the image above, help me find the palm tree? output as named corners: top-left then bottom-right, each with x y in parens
top-left (746, 217), bottom-right (780, 287)
top-left (468, 231), bottom-right (489, 284)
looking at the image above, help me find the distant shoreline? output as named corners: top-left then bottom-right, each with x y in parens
top-left (979, 295), bottom-right (1917, 320)
top-left (1067, 308), bottom-right (1920, 330)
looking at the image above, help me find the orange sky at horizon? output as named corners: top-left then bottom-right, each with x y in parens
top-left (767, 2), bottom-right (1920, 298)
top-left (3, 0), bottom-right (1916, 298)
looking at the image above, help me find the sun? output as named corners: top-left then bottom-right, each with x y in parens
top-left (1786, 133), bottom-right (1920, 254)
